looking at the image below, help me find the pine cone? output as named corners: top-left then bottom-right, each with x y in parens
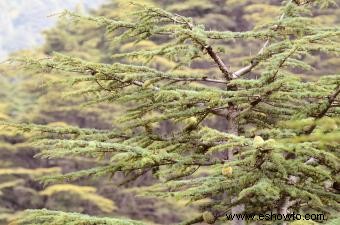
top-left (222, 166), bottom-right (233, 177)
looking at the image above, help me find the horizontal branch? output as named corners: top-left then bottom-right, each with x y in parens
top-left (163, 77), bottom-right (229, 84)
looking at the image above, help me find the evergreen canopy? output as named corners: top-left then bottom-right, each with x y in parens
top-left (2, 0), bottom-right (339, 224)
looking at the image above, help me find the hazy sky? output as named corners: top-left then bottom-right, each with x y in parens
top-left (0, 0), bottom-right (106, 60)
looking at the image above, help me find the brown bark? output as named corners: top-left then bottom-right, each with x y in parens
top-left (205, 45), bottom-right (232, 81)
top-left (227, 103), bottom-right (245, 225)
top-left (278, 196), bottom-right (291, 225)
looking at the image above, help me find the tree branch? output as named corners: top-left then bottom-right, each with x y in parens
top-left (236, 45), bottom-right (297, 117)
top-left (305, 85), bottom-right (340, 134)
top-left (163, 77), bottom-right (229, 84)
top-left (231, 12), bottom-right (286, 79)
top-left (205, 45), bottom-right (232, 80)
top-left (175, 16), bottom-right (233, 81)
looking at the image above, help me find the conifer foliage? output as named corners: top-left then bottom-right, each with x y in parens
top-left (3, 0), bottom-right (339, 224)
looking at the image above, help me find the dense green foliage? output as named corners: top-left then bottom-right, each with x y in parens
top-left (10, 209), bottom-right (143, 225)
top-left (0, 0), bottom-right (339, 225)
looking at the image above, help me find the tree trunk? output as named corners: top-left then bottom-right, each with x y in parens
top-left (278, 196), bottom-right (290, 225)
top-left (227, 104), bottom-right (245, 225)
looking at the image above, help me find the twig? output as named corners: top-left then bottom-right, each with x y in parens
top-left (305, 85), bottom-right (340, 134)
top-left (176, 16), bottom-right (233, 81)
top-left (231, 12), bottom-right (286, 79)
top-left (163, 77), bottom-right (229, 84)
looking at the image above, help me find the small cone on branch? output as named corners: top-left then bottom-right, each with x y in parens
top-left (254, 136), bottom-right (265, 148)
top-left (222, 165), bottom-right (233, 177)
top-left (265, 138), bottom-right (276, 145)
